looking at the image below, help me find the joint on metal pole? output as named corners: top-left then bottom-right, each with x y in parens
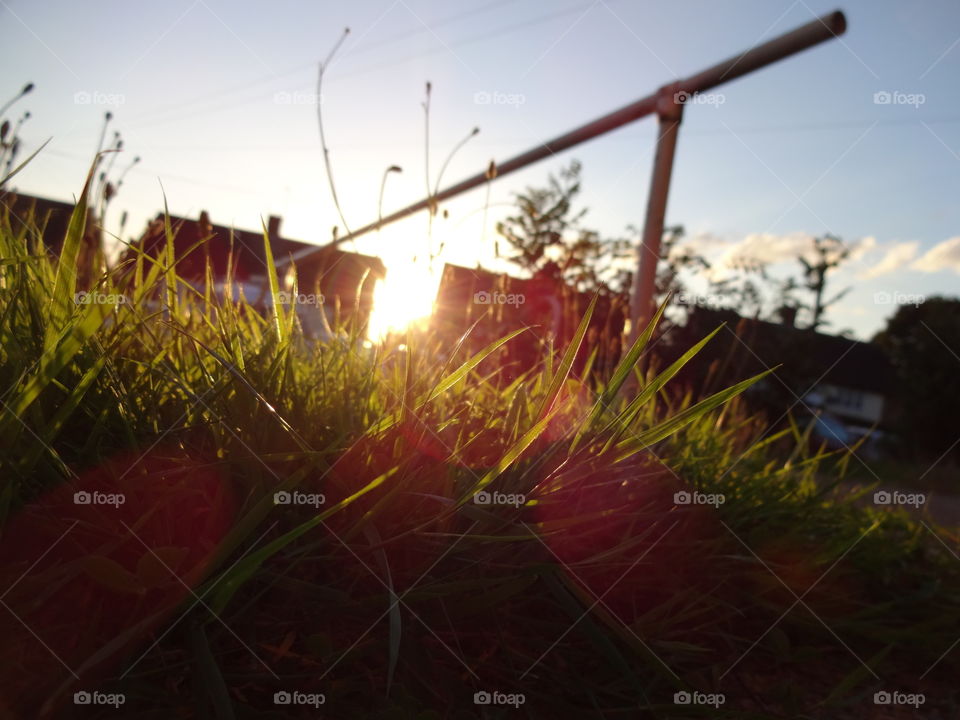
top-left (656, 81), bottom-right (686, 123)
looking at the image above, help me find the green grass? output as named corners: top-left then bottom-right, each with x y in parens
top-left (2, 175), bottom-right (960, 719)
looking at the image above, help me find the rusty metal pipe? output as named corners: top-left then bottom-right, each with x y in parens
top-left (629, 90), bottom-right (684, 343)
top-left (278, 10), bottom-right (846, 270)
top-left (680, 10), bottom-right (846, 95)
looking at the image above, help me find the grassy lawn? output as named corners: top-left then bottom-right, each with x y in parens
top-left (2, 182), bottom-right (959, 718)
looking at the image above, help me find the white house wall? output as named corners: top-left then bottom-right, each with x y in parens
top-left (817, 382), bottom-right (885, 424)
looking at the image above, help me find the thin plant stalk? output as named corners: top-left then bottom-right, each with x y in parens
top-left (316, 27), bottom-right (352, 243)
top-left (0, 82), bottom-right (33, 119)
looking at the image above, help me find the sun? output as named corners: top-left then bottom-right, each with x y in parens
top-left (367, 256), bottom-right (440, 340)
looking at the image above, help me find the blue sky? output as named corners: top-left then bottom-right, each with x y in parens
top-left (2, 0), bottom-right (958, 338)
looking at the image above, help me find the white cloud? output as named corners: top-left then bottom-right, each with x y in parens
top-left (671, 231), bottom-right (729, 256)
top-left (859, 241), bottom-right (918, 279)
top-left (672, 232), bottom-right (919, 285)
top-left (847, 235), bottom-right (877, 262)
top-left (676, 231), bottom-right (875, 282)
top-left (912, 237), bottom-right (960, 274)
top-left (833, 304), bottom-right (868, 317)
top-left (716, 231), bottom-right (815, 269)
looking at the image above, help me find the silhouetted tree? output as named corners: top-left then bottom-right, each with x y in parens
top-left (874, 296), bottom-right (960, 463)
top-left (798, 234), bottom-right (851, 331)
top-left (496, 160), bottom-right (631, 293)
top-left (690, 234), bottom-right (851, 330)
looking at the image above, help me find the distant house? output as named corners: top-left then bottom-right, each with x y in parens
top-left (2, 191), bottom-right (102, 285)
top-left (122, 212), bottom-right (385, 332)
top-left (1, 191), bottom-right (99, 253)
top-left (669, 306), bottom-right (896, 434)
top-left (432, 262), bottom-right (627, 380)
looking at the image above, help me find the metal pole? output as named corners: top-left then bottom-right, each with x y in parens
top-left (277, 10), bottom-right (846, 272)
top-left (629, 84), bottom-right (683, 342)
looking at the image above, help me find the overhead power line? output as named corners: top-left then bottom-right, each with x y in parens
top-left (126, 0), bottom-right (622, 132)
top-left (127, 0), bottom-right (522, 127)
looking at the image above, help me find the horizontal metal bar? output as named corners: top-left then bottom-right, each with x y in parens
top-left (680, 10), bottom-right (846, 93)
top-left (278, 10), bottom-right (845, 269)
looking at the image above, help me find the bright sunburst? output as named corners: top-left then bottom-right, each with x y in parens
top-left (367, 257), bottom-right (440, 341)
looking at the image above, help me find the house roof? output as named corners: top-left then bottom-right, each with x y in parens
top-left (119, 212), bottom-right (387, 319)
top-left (2, 191), bottom-right (98, 255)
top-left (126, 212), bottom-right (385, 286)
top-left (681, 306), bottom-right (895, 396)
top-left (431, 262), bottom-right (629, 382)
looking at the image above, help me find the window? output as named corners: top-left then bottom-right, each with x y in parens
top-left (828, 387), bottom-right (864, 410)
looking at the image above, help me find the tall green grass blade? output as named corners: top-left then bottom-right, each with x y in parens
top-left (260, 218), bottom-right (286, 343)
top-left (161, 192), bottom-right (179, 319)
top-left (208, 465), bottom-right (399, 615)
top-left (455, 408), bottom-right (556, 508)
top-left (424, 327), bottom-right (526, 405)
top-left (16, 354), bottom-right (108, 478)
top-left (363, 524), bottom-right (401, 691)
top-left (819, 645), bottom-right (891, 708)
top-left (3, 301), bottom-right (110, 428)
top-left (46, 159), bottom-right (96, 346)
top-left (541, 569), bottom-right (650, 692)
top-left (600, 325), bottom-right (725, 452)
top-left (614, 368), bottom-right (774, 461)
top-left (535, 293), bottom-right (596, 420)
top-left (603, 295), bottom-right (668, 403)
top-left (572, 296), bottom-right (668, 451)
top-left (191, 623), bottom-right (237, 720)
top-left (0, 138), bottom-right (51, 186)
